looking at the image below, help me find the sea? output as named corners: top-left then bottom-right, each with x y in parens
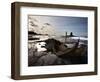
top-left (28, 35), bottom-right (88, 51)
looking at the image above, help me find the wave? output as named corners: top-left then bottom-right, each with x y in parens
top-left (71, 37), bottom-right (87, 41)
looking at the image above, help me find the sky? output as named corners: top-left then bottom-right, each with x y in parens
top-left (29, 15), bottom-right (88, 36)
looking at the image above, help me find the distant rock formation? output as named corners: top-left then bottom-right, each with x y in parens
top-left (70, 32), bottom-right (74, 37)
top-left (28, 31), bottom-right (38, 35)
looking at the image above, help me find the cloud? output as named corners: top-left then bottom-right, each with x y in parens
top-left (28, 16), bottom-right (56, 35)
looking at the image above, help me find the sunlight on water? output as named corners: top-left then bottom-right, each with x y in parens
top-left (71, 37), bottom-right (87, 40)
top-left (35, 42), bottom-right (47, 52)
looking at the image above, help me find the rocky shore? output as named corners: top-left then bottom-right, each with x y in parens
top-left (28, 38), bottom-right (87, 66)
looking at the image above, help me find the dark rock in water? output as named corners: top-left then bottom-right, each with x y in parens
top-left (44, 38), bottom-right (67, 53)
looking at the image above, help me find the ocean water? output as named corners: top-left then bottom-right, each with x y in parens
top-left (71, 37), bottom-right (87, 41)
top-left (28, 35), bottom-right (87, 51)
top-left (54, 36), bottom-right (87, 48)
